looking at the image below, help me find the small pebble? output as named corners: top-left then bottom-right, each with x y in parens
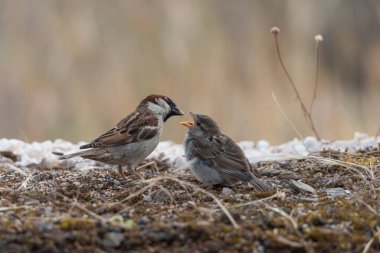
top-left (325, 188), bottom-right (351, 198)
top-left (221, 187), bottom-right (234, 196)
top-left (102, 232), bottom-right (125, 247)
top-left (44, 206), bottom-right (53, 217)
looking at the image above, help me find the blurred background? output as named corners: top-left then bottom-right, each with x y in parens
top-left (0, 0), bottom-right (380, 145)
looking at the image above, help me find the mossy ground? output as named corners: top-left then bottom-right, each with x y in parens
top-left (0, 148), bottom-right (379, 253)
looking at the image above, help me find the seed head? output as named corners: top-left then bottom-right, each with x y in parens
top-left (314, 34), bottom-right (323, 42)
top-left (271, 27), bottom-right (280, 35)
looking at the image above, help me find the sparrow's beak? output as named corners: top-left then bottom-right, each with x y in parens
top-left (180, 112), bottom-right (196, 127)
top-left (170, 106), bottom-right (184, 116)
top-left (180, 121), bottom-right (194, 127)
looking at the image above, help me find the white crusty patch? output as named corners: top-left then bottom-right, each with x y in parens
top-left (0, 132), bottom-right (378, 171)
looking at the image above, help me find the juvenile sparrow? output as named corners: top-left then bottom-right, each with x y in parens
top-left (59, 94), bottom-right (184, 178)
top-left (180, 112), bottom-right (273, 191)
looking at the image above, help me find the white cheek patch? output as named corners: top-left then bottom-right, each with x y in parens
top-left (148, 98), bottom-right (170, 116)
top-left (147, 102), bottom-right (163, 114)
top-left (157, 98), bottom-right (170, 112)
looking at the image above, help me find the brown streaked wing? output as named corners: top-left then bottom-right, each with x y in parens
top-left (80, 111), bottom-right (159, 149)
top-left (192, 134), bottom-right (252, 181)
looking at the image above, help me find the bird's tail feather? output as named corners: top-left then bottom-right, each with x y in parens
top-left (58, 150), bottom-right (89, 160)
top-left (249, 176), bottom-right (273, 192)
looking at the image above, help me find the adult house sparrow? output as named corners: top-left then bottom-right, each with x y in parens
top-left (59, 95), bottom-right (184, 178)
top-left (180, 112), bottom-right (273, 191)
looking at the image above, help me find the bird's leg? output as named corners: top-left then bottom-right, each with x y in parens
top-left (125, 165), bottom-right (143, 180)
top-left (118, 165), bottom-right (127, 179)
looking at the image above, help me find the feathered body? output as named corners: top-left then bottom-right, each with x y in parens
top-left (182, 113), bottom-right (272, 191)
top-left (60, 95), bottom-right (183, 177)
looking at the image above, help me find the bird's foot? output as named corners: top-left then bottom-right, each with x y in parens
top-left (118, 166), bottom-right (128, 180)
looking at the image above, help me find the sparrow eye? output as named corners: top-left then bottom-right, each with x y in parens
top-left (196, 122), bottom-right (201, 127)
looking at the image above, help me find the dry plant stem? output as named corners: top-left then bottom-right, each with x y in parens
top-left (275, 235), bottom-right (303, 248)
top-left (0, 206), bottom-right (28, 212)
top-left (307, 155), bottom-right (374, 181)
top-left (355, 198), bottom-right (380, 216)
top-left (136, 161), bottom-right (158, 173)
top-left (264, 203), bottom-right (315, 253)
top-left (376, 126), bottom-right (380, 140)
top-left (272, 32), bottom-right (321, 140)
top-left (232, 191), bottom-right (284, 209)
top-left (57, 192), bottom-right (107, 222)
top-left (127, 176), bottom-right (239, 229)
top-left (72, 201), bottom-right (106, 221)
top-left (120, 181), bottom-right (158, 203)
top-left (157, 185), bottom-right (175, 204)
top-left (310, 38), bottom-right (321, 113)
top-left (163, 176), bottom-right (239, 229)
top-left (17, 174), bottom-right (34, 191)
top-left (272, 93), bottom-right (312, 154)
top-left (279, 153), bottom-right (374, 181)
top-left (206, 191), bottom-right (284, 214)
top-left (2, 163), bottom-right (28, 176)
top-left (362, 227), bottom-right (380, 253)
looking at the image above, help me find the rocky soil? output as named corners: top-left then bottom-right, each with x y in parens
top-left (0, 141), bottom-right (380, 252)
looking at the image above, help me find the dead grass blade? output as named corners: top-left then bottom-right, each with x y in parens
top-left (362, 227), bottom-right (380, 253)
top-left (0, 206), bottom-right (29, 212)
top-left (17, 174), bottom-right (34, 191)
top-left (263, 203), bottom-right (315, 253)
top-left (376, 126), bottom-right (380, 141)
top-left (121, 175), bottom-right (239, 229)
top-left (355, 198), bottom-right (379, 216)
top-left (2, 163), bottom-right (28, 176)
top-left (272, 93), bottom-right (305, 143)
top-left (274, 153), bottom-right (375, 181)
top-left (232, 191), bottom-right (285, 209)
top-left (56, 192), bottom-right (107, 222)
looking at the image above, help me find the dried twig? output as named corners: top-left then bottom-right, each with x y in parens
top-left (121, 175), bottom-right (239, 229)
top-left (355, 198), bottom-right (379, 216)
top-left (264, 203), bottom-right (315, 253)
top-left (275, 235), bottom-right (304, 248)
top-left (204, 191), bottom-right (284, 214)
top-left (71, 201), bottom-right (106, 221)
top-left (307, 155), bottom-right (374, 181)
top-left (376, 126), bottom-right (380, 141)
top-left (272, 92), bottom-right (314, 154)
top-left (362, 227), bottom-right (380, 253)
top-left (156, 185), bottom-right (175, 204)
top-left (310, 35), bottom-right (323, 113)
top-left (120, 181), bottom-right (158, 203)
top-left (232, 191), bottom-right (284, 208)
top-left (2, 163), bottom-right (28, 176)
top-left (271, 27), bottom-right (321, 140)
top-left (272, 93), bottom-right (305, 141)
top-left (274, 153), bottom-right (374, 182)
top-left (56, 192), bottom-right (107, 221)
top-left (136, 161), bottom-right (159, 173)
top-left (0, 206), bottom-right (29, 212)
top-left (17, 174), bottom-right (34, 191)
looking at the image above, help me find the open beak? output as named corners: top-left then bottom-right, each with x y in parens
top-left (180, 121), bottom-right (194, 127)
top-left (180, 112), bottom-right (196, 127)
